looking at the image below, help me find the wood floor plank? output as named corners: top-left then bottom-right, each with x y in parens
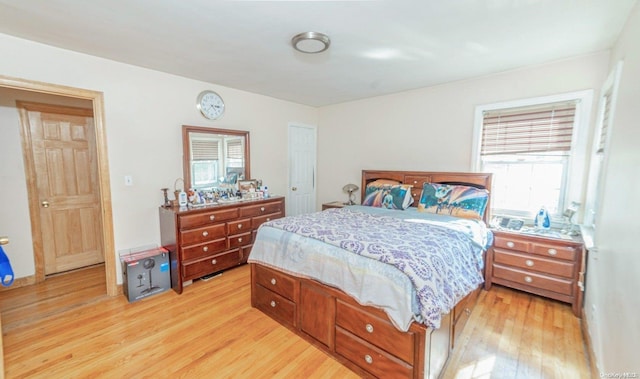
top-left (1, 264), bottom-right (590, 378)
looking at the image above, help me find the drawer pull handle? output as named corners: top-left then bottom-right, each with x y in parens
top-left (238, 237), bottom-right (243, 243)
top-left (525, 259), bottom-right (534, 267)
top-left (209, 215), bottom-right (215, 221)
top-left (364, 355), bottom-right (373, 365)
top-left (524, 276), bottom-right (533, 283)
top-left (547, 248), bottom-right (557, 256)
top-left (270, 278), bottom-right (277, 285)
top-left (413, 180), bottom-right (418, 184)
top-left (365, 324), bottom-right (374, 333)
top-left (260, 207), bottom-right (265, 212)
top-left (237, 224), bottom-right (243, 229)
top-left (203, 246), bottom-right (209, 252)
top-left (211, 259), bottom-right (217, 265)
top-left (202, 231), bottom-right (209, 237)
top-left (266, 218), bottom-right (271, 222)
top-left (465, 308), bottom-right (472, 315)
top-left (506, 241), bottom-right (515, 248)
top-left (270, 300), bottom-right (276, 308)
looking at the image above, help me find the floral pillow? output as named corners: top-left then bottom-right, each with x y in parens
top-left (418, 183), bottom-right (489, 220)
top-left (362, 182), bottom-right (414, 210)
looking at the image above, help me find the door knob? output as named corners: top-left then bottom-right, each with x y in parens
top-left (291, 187), bottom-right (297, 191)
top-left (41, 200), bottom-right (50, 208)
top-left (0, 236), bottom-right (8, 245)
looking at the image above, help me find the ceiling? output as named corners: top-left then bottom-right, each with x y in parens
top-left (0, 0), bottom-right (636, 107)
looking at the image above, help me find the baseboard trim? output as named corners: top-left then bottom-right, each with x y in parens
top-left (0, 275), bottom-right (35, 291)
top-left (581, 307), bottom-right (599, 378)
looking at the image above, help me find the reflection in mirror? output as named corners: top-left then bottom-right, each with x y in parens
top-left (182, 125), bottom-right (250, 191)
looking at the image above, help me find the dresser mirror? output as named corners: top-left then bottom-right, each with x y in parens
top-left (182, 125), bottom-right (250, 191)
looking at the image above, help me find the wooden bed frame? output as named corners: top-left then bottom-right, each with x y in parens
top-left (250, 170), bottom-right (492, 379)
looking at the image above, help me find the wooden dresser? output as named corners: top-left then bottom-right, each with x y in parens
top-left (159, 196), bottom-right (285, 294)
top-left (485, 229), bottom-right (585, 316)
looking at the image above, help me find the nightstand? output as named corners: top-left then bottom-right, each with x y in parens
top-left (322, 201), bottom-right (347, 210)
top-left (485, 229), bottom-right (586, 317)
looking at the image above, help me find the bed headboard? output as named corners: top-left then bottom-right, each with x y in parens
top-left (361, 170), bottom-right (493, 223)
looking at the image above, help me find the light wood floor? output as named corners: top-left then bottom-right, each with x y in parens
top-left (0, 264), bottom-right (590, 378)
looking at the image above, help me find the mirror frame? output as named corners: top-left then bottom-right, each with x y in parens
top-left (182, 125), bottom-right (251, 191)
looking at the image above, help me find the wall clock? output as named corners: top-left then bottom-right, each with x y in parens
top-left (196, 90), bottom-right (225, 120)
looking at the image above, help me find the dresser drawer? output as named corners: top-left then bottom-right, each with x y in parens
top-left (180, 224), bottom-right (226, 246)
top-left (240, 200), bottom-right (284, 217)
top-left (493, 264), bottom-right (573, 296)
top-left (254, 284), bottom-right (295, 327)
top-left (253, 264), bottom-right (296, 301)
top-left (229, 232), bottom-right (252, 249)
top-left (494, 249), bottom-right (575, 278)
top-left (336, 299), bottom-right (414, 365)
top-left (454, 287), bottom-right (480, 324)
top-left (179, 208), bottom-right (239, 229)
top-left (181, 238), bottom-right (228, 261)
top-left (253, 212), bottom-right (283, 229)
top-left (531, 242), bottom-right (577, 261)
top-left (182, 249), bottom-right (241, 279)
top-left (336, 327), bottom-right (413, 378)
top-left (452, 288), bottom-right (480, 349)
top-left (227, 218), bottom-right (251, 234)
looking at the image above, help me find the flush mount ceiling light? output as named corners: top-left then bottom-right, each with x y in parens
top-left (291, 31), bottom-right (331, 54)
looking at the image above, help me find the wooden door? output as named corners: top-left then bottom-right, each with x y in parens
top-left (287, 123), bottom-right (317, 215)
top-left (19, 103), bottom-right (104, 275)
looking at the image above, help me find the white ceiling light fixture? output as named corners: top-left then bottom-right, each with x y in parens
top-left (291, 31), bottom-right (331, 54)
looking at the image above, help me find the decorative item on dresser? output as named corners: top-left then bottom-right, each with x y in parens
top-left (485, 229), bottom-right (586, 317)
top-left (250, 170), bottom-right (493, 379)
top-left (159, 196), bottom-right (285, 294)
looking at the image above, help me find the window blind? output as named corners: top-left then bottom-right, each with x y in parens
top-left (597, 91), bottom-right (612, 153)
top-left (227, 139), bottom-right (243, 159)
top-left (481, 101), bottom-right (577, 156)
top-left (191, 139), bottom-right (219, 161)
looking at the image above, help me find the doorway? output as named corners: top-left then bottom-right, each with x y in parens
top-left (0, 75), bottom-right (117, 296)
top-left (287, 123), bottom-right (317, 216)
top-left (18, 102), bottom-right (105, 275)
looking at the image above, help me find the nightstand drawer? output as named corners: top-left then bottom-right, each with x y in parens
top-left (494, 235), bottom-right (529, 252)
top-left (531, 242), bottom-right (577, 261)
top-left (493, 264), bottom-right (573, 296)
top-left (494, 249), bottom-right (575, 278)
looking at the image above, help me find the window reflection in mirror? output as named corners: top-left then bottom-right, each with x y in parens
top-left (182, 126), bottom-right (250, 191)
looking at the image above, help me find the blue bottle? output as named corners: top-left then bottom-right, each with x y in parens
top-left (535, 206), bottom-right (551, 230)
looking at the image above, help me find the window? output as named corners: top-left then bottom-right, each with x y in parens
top-left (190, 137), bottom-right (221, 188)
top-left (473, 91), bottom-right (592, 221)
top-left (584, 62), bottom-right (623, 228)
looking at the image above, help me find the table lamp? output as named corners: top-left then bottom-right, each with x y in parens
top-left (342, 183), bottom-right (359, 205)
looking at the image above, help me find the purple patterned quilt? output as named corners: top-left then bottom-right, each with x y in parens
top-left (262, 208), bottom-right (485, 329)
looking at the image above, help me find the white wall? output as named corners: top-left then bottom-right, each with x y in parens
top-left (317, 53), bottom-right (610, 206)
top-left (0, 33), bottom-right (318, 283)
top-left (585, 2), bottom-right (640, 372)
